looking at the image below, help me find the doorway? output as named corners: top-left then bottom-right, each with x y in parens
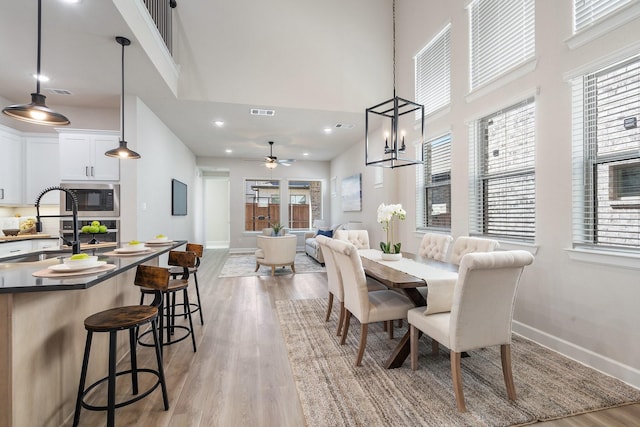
top-left (204, 176), bottom-right (230, 248)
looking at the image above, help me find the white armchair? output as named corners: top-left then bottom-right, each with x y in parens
top-left (255, 234), bottom-right (297, 276)
top-left (408, 250), bottom-right (534, 411)
top-left (448, 236), bottom-right (499, 265)
top-left (334, 229), bottom-right (370, 249)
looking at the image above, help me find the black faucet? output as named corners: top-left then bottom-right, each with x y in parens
top-left (35, 186), bottom-right (81, 255)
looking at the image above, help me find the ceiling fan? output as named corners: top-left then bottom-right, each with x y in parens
top-left (264, 141), bottom-right (295, 168)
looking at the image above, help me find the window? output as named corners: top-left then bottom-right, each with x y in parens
top-left (469, 98), bottom-right (536, 241)
top-left (573, 0), bottom-right (631, 32)
top-left (571, 55), bottom-right (640, 249)
top-left (288, 180), bottom-right (322, 230)
top-left (417, 134), bottom-right (451, 230)
top-left (244, 179), bottom-right (280, 231)
top-left (415, 23), bottom-right (451, 116)
top-left (468, 0), bottom-right (535, 90)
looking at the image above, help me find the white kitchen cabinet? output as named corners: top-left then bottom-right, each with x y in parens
top-left (25, 136), bottom-right (60, 204)
top-left (0, 125), bottom-right (24, 205)
top-left (59, 131), bottom-right (120, 181)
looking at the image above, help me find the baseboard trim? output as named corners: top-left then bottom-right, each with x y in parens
top-left (513, 321), bottom-right (640, 389)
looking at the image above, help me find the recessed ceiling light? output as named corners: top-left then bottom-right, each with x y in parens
top-left (225, 149), bottom-right (232, 154)
top-left (33, 74), bottom-right (49, 82)
top-left (303, 152), bottom-right (309, 156)
top-left (323, 127), bottom-right (332, 134)
top-left (214, 120), bottom-right (224, 127)
top-left (61, 0), bottom-right (82, 4)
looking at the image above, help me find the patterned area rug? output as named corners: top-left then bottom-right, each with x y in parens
top-left (219, 252), bottom-right (325, 278)
top-left (276, 298), bottom-right (640, 427)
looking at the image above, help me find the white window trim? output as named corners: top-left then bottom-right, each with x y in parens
top-left (566, 1), bottom-right (640, 50)
top-left (566, 248), bottom-right (640, 270)
top-left (562, 38), bottom-right (640, 81)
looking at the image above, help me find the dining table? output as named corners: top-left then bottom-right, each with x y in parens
top-left (359, 249), bottom-right (459, 369)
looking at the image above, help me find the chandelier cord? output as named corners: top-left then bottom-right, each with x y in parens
top-left (392, 0), bottom-right (396, 98)
top-left (36, 0), bottom-right (42, 94)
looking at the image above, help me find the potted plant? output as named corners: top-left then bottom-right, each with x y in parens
top-left (377, 203), bottom-right (406, 261)
top-left (271, 223), bottom-right (283, 236)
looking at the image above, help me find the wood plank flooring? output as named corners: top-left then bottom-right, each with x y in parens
top-left (68, 249), bottom-right (640, 426)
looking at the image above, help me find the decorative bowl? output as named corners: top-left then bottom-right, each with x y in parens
top-left (63, 255), bottom-right (99, 269)
top-left (2, 229), bottom-right (20, 236)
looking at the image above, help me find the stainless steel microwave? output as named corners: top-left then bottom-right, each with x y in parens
top-left (59, 183), bottom-right (120, 217)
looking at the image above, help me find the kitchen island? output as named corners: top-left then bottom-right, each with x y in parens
top-left (0, 240), bottom-right (187, 427)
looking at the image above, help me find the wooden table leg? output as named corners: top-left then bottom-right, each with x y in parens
top-left (384, 287), bottom-right (425, 369)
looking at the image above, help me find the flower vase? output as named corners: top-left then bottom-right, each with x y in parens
top-left (381, 252), bottom-right (402, 261)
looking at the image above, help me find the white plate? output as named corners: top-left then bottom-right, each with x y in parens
top-left (49, 261), bottom-right (106, 272)
top-left (146, 239), bottom-right (173, 245)
top-left (115, 246), bottom-right (148, 253)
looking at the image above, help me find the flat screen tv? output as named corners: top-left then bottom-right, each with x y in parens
top-left (172, 179), bottom-right (188, 216)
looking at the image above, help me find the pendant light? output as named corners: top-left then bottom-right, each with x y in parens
top-left (2, 0), bottom-right (70, 126)
top-left (364, 0), bottom-right (424, 168)
top-left (105, 36), bottom-right (141, 159)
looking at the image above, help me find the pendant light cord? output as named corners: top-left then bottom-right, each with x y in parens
top-left (392, 0), bottom-right (396, 98)
top-left (120, 39), bottom-right (125, 142)
top-left (36, 0), bottom-right (42, 94)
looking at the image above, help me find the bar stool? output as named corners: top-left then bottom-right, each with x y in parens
top-left (139, 250), bottom-right (197, 352)
top-left (73, 265), bottom-right (170, 427)
top-left (169, 243), bottom-right (204, 325)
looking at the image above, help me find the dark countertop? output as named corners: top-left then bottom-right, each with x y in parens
top-left (0, 240), bottom-right (187, 294)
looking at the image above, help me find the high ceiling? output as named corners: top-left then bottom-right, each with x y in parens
top-left (0, 0), bottom-right (393, 163)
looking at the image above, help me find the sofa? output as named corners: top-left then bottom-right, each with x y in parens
top-left (304, 223), bottom-right (347, 265)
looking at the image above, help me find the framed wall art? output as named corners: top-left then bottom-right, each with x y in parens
top-left (341, 173), bottom-right (362, 212)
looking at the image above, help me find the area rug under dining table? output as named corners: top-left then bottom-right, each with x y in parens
top-left (276, 298), bottom-right (640, 427)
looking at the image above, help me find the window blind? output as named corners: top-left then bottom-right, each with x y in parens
top-left (469, 0), bottom-right (535, 90)
top-left (416, 134), bottom-right (451, 230)
top-left (469, 98), bottom-right (536, 240)
top-left (574, 0), bottom-right (631, 32)
top-left (415, 24), bottom-right (451, 117)
top-left (571, 55), bottom-right (640, 249)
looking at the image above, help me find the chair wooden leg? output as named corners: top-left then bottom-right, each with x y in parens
top-left (355, 323), bottom-right (368, 366)
top-left (501, 344), bottom-right (517, 401)
top-left (432, 339), bottom-right (439, 355)
top-left (383, 321), bottom-right (388, 332)
top-left (410, 325), bottom-right (418, 371)
top-left (255, 262), bottom-right (260, 272)
top-left (336, 302), bottom-right (345, 337)
top-left (325, 293), bottom-right (333, 322)
top-left (271, 266), bottom-right (275, 276)
top-left (291, 263), bottom-right (295, 273)
top-left (388, 321), bottom-right (394, 340)
top-left (451, 351), bottom-right (466, 412)
top-left (340, 311), bottom-right (351, 345)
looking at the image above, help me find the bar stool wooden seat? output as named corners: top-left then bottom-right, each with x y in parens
top-left (73, 265), bottom-right (170, 427)
top-left (139, 250), bottom-right (197, 352)
top-left (168, 243), bottom-right (204, 325)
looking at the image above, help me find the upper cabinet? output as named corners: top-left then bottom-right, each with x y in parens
top-left (59, 131), bottom-right (120, 181)
top-left (0, 126), bottom-right (23, 205)
top-left (25, 136), bottom-right (60, 205)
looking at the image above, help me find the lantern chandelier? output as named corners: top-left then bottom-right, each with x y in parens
top-left (365, 0), bottom-right (424, 168)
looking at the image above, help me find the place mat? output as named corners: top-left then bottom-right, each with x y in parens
top-left (32, 263), bottom-right (116, 278)
top-left (103, 249), bottom-right (155, 256)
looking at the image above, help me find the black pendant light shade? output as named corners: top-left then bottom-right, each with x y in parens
top-left (364, 0), bottom-right (424, 168)
top-left (105, 36), bottom-right (141, 159)
top-left (2, 0), bottom-right (70, 126)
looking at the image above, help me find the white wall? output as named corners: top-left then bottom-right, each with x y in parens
top-left (330, 1), bottom-right (640, 387)
top-left (197, 157), bottom-right (330, 252)
top-left (119, 96), bottom-right (198, 244)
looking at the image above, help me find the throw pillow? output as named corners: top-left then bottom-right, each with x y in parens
top-left (317, 229), bottom-right (333, 238)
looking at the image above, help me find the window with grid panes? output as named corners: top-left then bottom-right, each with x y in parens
top-left (416, 134), bottom-right (451, 230)
top-left (468, 0), bottom-right (535, 91)
top-left (571, 55), bottom-right (640, 250)
top-left (573, 0), bottom-right (631, 32)
top-left (469, 98), bottom-right (536, 240)
top-left (415, 23), bottom-right (451, 117)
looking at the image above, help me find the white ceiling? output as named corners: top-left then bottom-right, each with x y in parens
top-left (0, 0), bottom-right (394, 163)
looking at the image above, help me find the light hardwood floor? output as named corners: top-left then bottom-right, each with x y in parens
top-left (69, 249), bottom-right (640, 427)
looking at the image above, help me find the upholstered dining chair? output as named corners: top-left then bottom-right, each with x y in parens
top-left (334, 229), bottom-right (370, 249)
top-left (418, 233), bottom-right (453, 262)
top-left (328, 238), bottom-right (415, 366)
top-left (317, 235), bottom-right (386, 336)
top-left (448, 236), bottom-right (500, 265)
top-left (255, 234), bottom-right (297, 276)
top-left (408, 250), bottom-right (534, 412)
